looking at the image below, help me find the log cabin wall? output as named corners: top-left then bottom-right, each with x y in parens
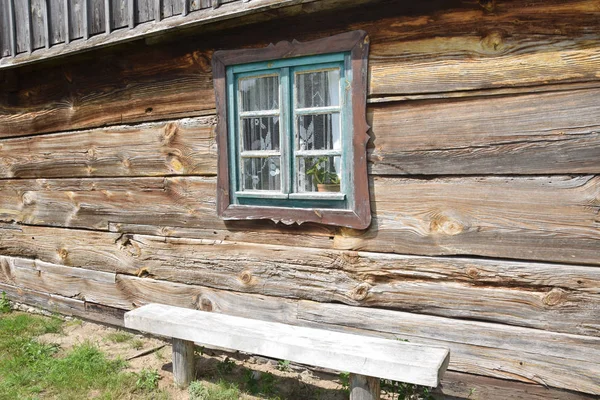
top-left (1, 0), bottom-right (599, 398)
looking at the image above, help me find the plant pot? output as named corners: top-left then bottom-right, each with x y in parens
top-left (317, 183), bottom-right (340, 192)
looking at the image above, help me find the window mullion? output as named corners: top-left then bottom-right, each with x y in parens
top-left (280, 67), bottom-right (291, 195)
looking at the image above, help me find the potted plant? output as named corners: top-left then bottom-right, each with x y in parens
top-left (305, 157), bottom-right (340, 192)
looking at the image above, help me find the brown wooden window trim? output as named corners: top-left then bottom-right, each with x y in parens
top-left (212, 30), bottom-right (371, 229)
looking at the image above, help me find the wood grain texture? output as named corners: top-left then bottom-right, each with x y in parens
top-left (436, 371), bottom-right (597, 400)
top-left (2, 257), bottom-right (598, 394)
top-left (172, 338), bottom-right (195, 388)
top-left (297, 302), bottom-right (600, 395)
top-left (368, 88), bottom-right (600, 175)
top-left (125, 304), bottom-right (450, 387)
top-left (0, 175), bottom-right (598, 265)
top-left (0, 117), bottom-right (217, 178)
top-left (341, 175), bottom-right (600, 265)
top-left (1, 227), bottom-right (599, 336)
top-left (1, 0), bottom-right (599, 137)
top-left (349, 374), bottom-right (380, 400)
top-left (4, 85), bottom-right (600, 179)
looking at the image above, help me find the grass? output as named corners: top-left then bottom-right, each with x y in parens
top-left (105, 330), bottom-right (134, 344)
top-left (0, 310), bottom-right (168, 400)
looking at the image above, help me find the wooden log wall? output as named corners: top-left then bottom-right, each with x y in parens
top-left (0, 0), bottom-right (599, 398)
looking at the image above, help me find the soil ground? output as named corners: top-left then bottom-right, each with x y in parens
top-left (36, 315), bottom-right (347, 400)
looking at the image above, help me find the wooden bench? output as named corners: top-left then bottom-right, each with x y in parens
top-left (124, 303), bottom-right (450, 399)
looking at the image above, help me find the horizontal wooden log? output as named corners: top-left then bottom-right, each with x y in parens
top-left (297, 302), bottom-right (600, 395)
top-left (341, 175), bottom-right (600, 265)
top-left (0, 281), bottom-right (125, 326)
top-left (368, 87), bottom-right (600, 175)
top-left (0, 117), bottom-right (217, 178)
top-left (1, 226), bottom-right (599, 336)
top-left (1, 0), bottom-right (599, 137)
top-left (434, 371), bottom-right (594, 400)
top-left (1, 174), bottom-right (598, 265)
top-left (1, 258), bottom-right (598, 395)
top-left (3, 86), bottom-right (599, 178)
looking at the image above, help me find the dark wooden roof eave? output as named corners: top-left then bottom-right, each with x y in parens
top-left (0, 0), bottom-right (379, 71)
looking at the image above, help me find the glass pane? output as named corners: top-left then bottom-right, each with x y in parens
top-left (296, 69), bottom-right (340, 108)
top-left (242, 157), bottom-right (281, 191)
top-left (297, 113), bottom-right (340, 151)
top-left (239, 75), bottom-right (279, 112)
top-left (242, 116), bottom-right (280, 151)
top-left (296, 156), bottom-right (341, 193)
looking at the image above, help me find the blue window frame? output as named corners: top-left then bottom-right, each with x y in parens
top-left (226, 52), bottom-right (352, 210)
top-left (212, 31), bottom-right (371, 229)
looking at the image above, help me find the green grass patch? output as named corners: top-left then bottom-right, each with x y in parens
top-left (189, 380), bottom-right (242, 400)
top-left (104, 330), bottom-right (133, 344)
top-left (0, 312), bottom-right (168, 400)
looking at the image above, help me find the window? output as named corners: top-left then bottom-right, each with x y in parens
top-left (212, 30), bottom-right (370, 229)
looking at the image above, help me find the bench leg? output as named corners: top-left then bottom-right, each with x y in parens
top-left (349, 374), bottom-right (380, 400)
top-left (172, 338), bottom-right (195, 388)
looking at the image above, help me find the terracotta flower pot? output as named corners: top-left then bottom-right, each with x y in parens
top-left (317, 183), bottom-right (341, 192)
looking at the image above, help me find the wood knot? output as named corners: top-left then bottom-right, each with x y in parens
top-left (239, 270), bottom-right (254, 285)
top-left (466, 267), bottom-right (480, 279)
top-left (21, 192), bottom-right (35, 206)
top-left (121, 158), bottom-right (131, 168)
top-left (168, 156), bottom-right (185, 173)
top-left (429, 213), bottom-right (466, 236)
top-left (86, 147), bottom-right (98, 161)
top-left (478, 0), bottom-right (496, 12)
top-left (352, 283), bottom-right (371, 301)
top-left (198, 296), bottom-right (213, 312)
top-left (58, 248), bottom-right (69, 260)
top-left (481, 30), bottom-right (506, 53)
top-left (161, 123), bottom-right (178, 145)
top-left (543, 288), bottom-right (566, 307)
top-left (342, 251), bottom-right (361, 264)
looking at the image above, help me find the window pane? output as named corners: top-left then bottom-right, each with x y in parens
top-left (296, 69), bottom-right (340, 108)
top-left (242, 116), bottom-right (280, 151)
top-left (297, 156), bottom-right (341, 193)
top-left (242, 157), bottom-right (281, 191)
top-left (297, 113), bottom-right (340, 151)
top-left (239, 75), bottom-right (279, 112)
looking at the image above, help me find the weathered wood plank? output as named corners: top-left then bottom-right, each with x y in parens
top-left (89, 0), bottom-right (105, 35)
top-left (0, 175), bottom-right (598, 265)
top-left (110, 0), bottom-right (128, 30)
top-left (2, 0), bottom-right (599, 136)
top-left (172, 338), bottom-right (194, 388)
top-left (63, 0), bottom-right (70, 43)
top-left (436, 371), bottom-right (596, 400)
top-left (0, 117), bottom-right (217, 178)
top-left (297, 301), bottom-right (600, 395)
top-left (136, 0), bottom-right (153, 24)
top-left (0, 280), bottom-right (125, 325)
top-left (337, 175), bottom-right (600, 265)
top-left (126, 304), bottom-right (450, 387)
top-left (368, 88), bottom-right (600, 175)
top-left (14, 0), bottom-right (30, 53)
top-left (161, 0), bottom-right (181, 19)
top-left (69, 0), bottom-right (85, 40)
top-left (2, 259), bottom-right (598, 395)
top-left (7, 0), bottom-right (17, 56)
top-left (0, 1), bottom-right (9, 57)
top-left (30, 0), bottom-right (48, 50)
top-left (1, 226), bottom-right (599, 336)
top-left (349, 375), bottom-right (380, 400)
top-left (0, 280), bottom-right (86, 315)
top-left (2, 86), bottom-right (599, 176)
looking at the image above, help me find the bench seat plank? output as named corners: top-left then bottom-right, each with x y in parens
top-left (125, 303), bottom-right (450, 387)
